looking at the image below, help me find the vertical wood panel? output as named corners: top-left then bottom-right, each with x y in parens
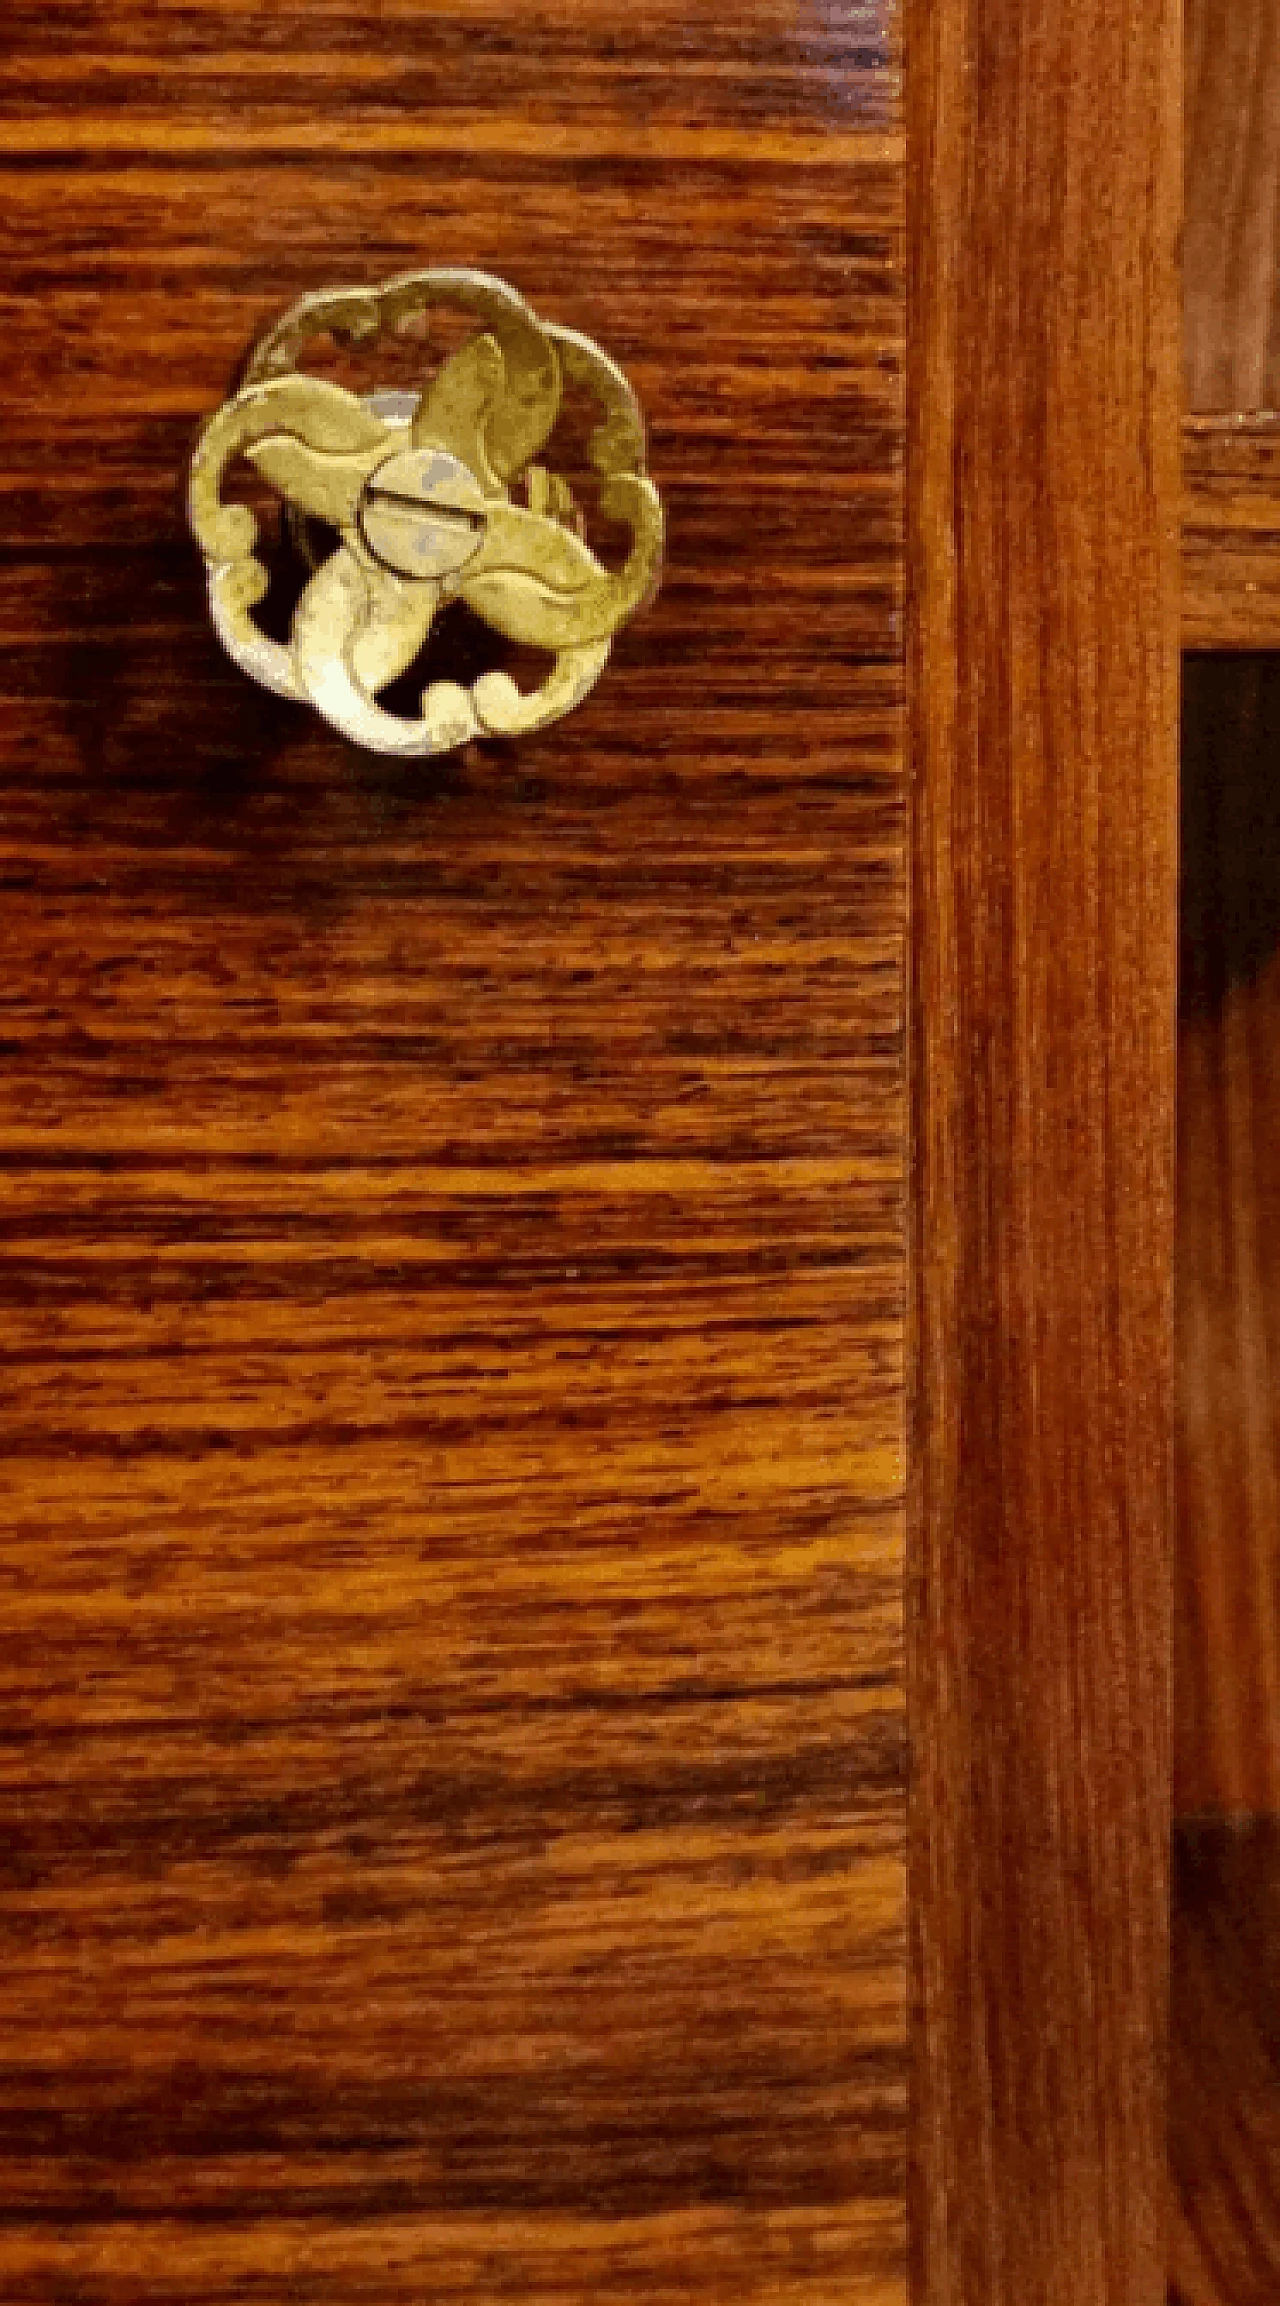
top-left (1178, 656), bottom-right (1280, 1817)
top-left (1176, 9), bottom-right (1280, 2290)
top-left (907, 0), bottom-right (1179, 2296)
top-left (1185, 0), bottom-right (1280, 413)
top-left (1169, 1821), bottom-right (1280, 2306)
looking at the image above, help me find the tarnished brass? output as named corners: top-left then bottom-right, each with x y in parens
top-left (189, 269), bottom-right (664, 755)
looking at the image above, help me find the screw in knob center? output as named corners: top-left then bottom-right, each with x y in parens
top-left (359, 448), bottom-right (489, 581)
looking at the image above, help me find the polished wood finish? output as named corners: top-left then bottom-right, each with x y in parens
top-left (1170, 1821), bottom-right (1280, 2306)
top-left (1175, 9), bottom-right (1280, 2273)
top-left (1185, 0), bottom-right (1280, 414)
top-left (0, 7), bottom-right (907, 2301)
top-left (1178, 656), bottom-right (1280, 1818)
top-left (908, 0), bottom-right (1179, 2301)
top-left (1184, 418), bottom-right (1280, 649)
top-left (1173, 676), bottom-right (1280, 2296)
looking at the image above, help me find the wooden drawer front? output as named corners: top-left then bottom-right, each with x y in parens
top-left (0, 8), bottom-right (906, 2303)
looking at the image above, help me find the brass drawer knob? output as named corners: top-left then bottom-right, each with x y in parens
top-left (188, 269), bottom-right (664, 755)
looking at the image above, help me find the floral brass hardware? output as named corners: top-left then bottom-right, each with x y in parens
top-left (189, 269), bottom-right (664, 755)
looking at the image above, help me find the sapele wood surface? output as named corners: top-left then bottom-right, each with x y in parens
top-left (1185, 0), bottom-right (1280, 414)
top-left (1170, 1820), bottom-right (1280, 2306)
top-left (1184, 419), bottom-right (1280, 648)
top-left (1176, 13), bottom-right (1280, 2266)
top-left (1178, 655), bottom-right (1280, 1817)
top-left (1171, 664), bottom-right (1280, 2300)
top-left (908, 0), bottom-right (1178, 2301)
top-left (0, 6), bottom-right (907, 2301)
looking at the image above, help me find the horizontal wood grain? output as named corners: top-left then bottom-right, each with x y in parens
top-left (908, 0), bottom-right (1178, 2298)
top-left (0, 5), bottom-right (906, 2302)
top-left (1184, 418), bottom-right (1280, 648)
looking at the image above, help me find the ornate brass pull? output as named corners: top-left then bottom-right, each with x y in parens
top-left (188, 269), bottom-right (664, 755)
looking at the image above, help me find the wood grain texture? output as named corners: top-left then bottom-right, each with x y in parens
top-left (1170, 1820), bottom-right (1280, 2306)
top-left (1184, 418), bottom-right (1280, 648)
top-left (0, 6), bottom-right (907, 2302)
top-left (907, 0), bottom-right (1178, 2299)
top-left (1185, 0), bottom-right (1280, 414)
top-left (1177, 655), bottom-right (1280, 1817)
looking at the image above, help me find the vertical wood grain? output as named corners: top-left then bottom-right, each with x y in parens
top-left (907, 0), bottom-right (1179, 2298)
top-left (1185, 0), bottom-right (1280, 413)
top-left (1178, 655), bottom-right (1280, 1817)
top-left (1175, 10), bottom-right (1280, 2283)
top-left (1170, 1821), bottom-right (1280, 2306)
